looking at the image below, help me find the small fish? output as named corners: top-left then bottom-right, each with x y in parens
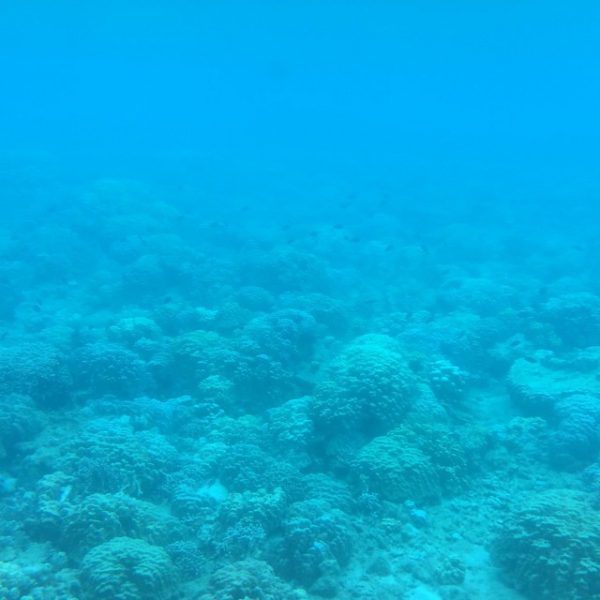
top-left (509, 340), bottom-right (521, 347)
top-left (523, 356), bottom-right (537, 364)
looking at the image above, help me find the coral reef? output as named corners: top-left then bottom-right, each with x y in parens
top-left (3, 167), bottom-right (600, 600)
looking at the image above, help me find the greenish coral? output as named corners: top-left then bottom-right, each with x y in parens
top-left (0, 342), bottom-right (72, 408)
top-left (493, 489), bottom-right (600, 600)
top-left (0, 561), bottom-right (36, 597)
top-left (59, 493), bottom-right (184, 560)
top-left (0, 393), bottom-right (44, 459)
top-left (49, 419), bottom-right (177, 497)
top-left (197, 374), bottom-right (236, 411)
top-left (201, 558), bottom-right (304, 600)
top-left (355, 436), bottom-right (440, 503)
top-left (81, 537), bottom-right (178, 600)
top-left (542, 292), bottom-right (600, 348)
top-left (354, 423), bottom-right (468, 503)
top-left (107, 316), bottom-right (163, 347)
top-left (267, 396), bottom-right (314, 459)
top-left (218, 487), bottom-right (287, 533)
top-left (170, 329), bottom-right (231, 391)
top-left (428, 358), bottom-right (470, 404)
top-left (312, 334), bottom-right (417, 435)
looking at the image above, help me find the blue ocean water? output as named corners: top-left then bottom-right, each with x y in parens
top-left (1, 2), bottom-right (600, 599)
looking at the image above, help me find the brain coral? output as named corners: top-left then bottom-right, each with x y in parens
top-left (493, 489), bottom-right (600, 600)
top-left (312, 334), bottom-right (417, 435)
top-left (81, 537), bottom-right (178, 600)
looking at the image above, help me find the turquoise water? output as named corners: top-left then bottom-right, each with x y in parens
top-left (1, 3), bottom-right (600, 599)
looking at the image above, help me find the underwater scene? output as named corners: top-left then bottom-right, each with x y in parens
top-left (2, 2), bottom-right (600, 600)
